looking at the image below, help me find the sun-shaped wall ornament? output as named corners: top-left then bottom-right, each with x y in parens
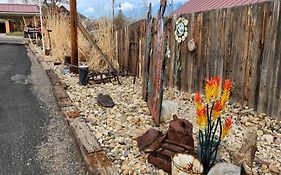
top-left (175, 17), bottom-right (188, 43)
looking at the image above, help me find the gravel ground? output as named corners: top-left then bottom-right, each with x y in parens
top-left (53, 67), bottom-right (281, 175)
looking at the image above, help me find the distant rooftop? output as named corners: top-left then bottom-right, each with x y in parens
top-left (174, 0), bottom-right (271, 15)
top-left (0, 4), bottom-right (39, 15)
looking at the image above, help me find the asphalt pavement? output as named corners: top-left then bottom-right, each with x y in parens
top-left (0, 36), bottom-right (87, 175)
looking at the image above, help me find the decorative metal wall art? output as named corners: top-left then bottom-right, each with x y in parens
top-left (174, 17), bottom-right (188, 87)
top-left (175, 17), bottom-right (188, 43)
top-left (188, 39), bottom-right (197, 51)
top-left (147, 0), bottom-right (167, 126)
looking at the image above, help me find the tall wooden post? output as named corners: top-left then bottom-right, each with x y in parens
top-left (70, 0), bottom-right (78, 73)
top-left (5, 20), bottom-right (10, 33)
top-left (39, 0), bottom-right (45, 52)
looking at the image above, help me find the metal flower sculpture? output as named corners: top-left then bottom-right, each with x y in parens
top-left (175, 17), bottom-right (188, 43)
top-left (194, 77), bottom-right (233, 174)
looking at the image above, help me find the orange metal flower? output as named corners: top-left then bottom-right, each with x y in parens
top-left (223, 79), bottom-right (232, 90)
top-left (205, 78), bottom-right (213, 103)
top-left (194, 92), bottom-right (202, 110)
top-left (205, 77), bottom-right (221, 102)
top-left (212, 76), bottom-right (220, 100)
top-left (213, 100), bottom-right (223, 120)
top-left (194, 92), bottom-right (201, 104)
top-left (221, 79), bottom-right (232, 105)
top-left (196, 107), bottom-right (207, 129)
top-left (221, 116), bottom-right (233, 139)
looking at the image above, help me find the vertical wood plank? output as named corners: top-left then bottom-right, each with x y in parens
top-left (199, 11), bottom-right (209, 93)
top-left (271, 2), bottom-right (281, 119)
top-left (186, 13), bottom-right (195, 93)
top-left (257, 2), bottom-right (278, 113)
top-left (265, 2), bottom-right (280, 117)
top-left (169, 15), bottom-right (177, 88)
top-left (191, 12), bottom-right (202, 92)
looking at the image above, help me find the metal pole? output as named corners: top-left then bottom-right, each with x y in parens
top-left (112, 0), bottom-right (114, 30)
top-left (39, 0), bottom-right (45, 52)
top-left (171, 0), bottom-right (173, 15)
top-left (170, 0), bottom-right (176, 87)
top-left (34, 16), bottom-right (38, 42)
top-left (70, 0), bottom-right (78, 73)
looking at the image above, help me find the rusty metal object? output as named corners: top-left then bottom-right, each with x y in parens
top-left (88, 70), bottom-right (133, 85)
top-left (147, 0), bottom-right (167, 126)
top-left (96, 94), bottom-right (115, 108)
top-left (167, 115), bottom-right (195, 149)
top-left (142, 3), bottom-right (153, 101)
top-left (137, 128), bottom-right (166, 152)
top-left (137, 114), bottom-right (195, 173)
top-left (148, 139), bottom-right (195, 173)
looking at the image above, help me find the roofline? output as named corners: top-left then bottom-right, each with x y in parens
top-left (0, 12), bottom-right (39, 16)
top-left (0, 3), bottom-right (38, 7)
top-left (0, 4), bottom-right (39, 15)
top-left (173, 0), bottom-right (273, 15)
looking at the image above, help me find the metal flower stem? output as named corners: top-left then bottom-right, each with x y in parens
top-left (200, 102), bottom-right (222, 175)
top-left (199, 130), bottom-right (205, 159)
top-left (206, 103), bottom-right (213, 168)
top-left (175, 45), bottom-right (181, 87)
top-left (210, 118), bottom-right (222, 167)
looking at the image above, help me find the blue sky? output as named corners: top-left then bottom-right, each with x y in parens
top-left (70, 0), bottom-right (189, 19)
top-left (0, 0), bottom-right (188, 19)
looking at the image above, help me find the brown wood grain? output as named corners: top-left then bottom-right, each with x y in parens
top-left (272, 2), bottom-right (281, 120)
top-left (115, 1), bottom-right (281, 119)
top-left (257, 2), bottom-right (277, 113)
top-left (186, 13), bottom-right (195, 93)
top-left (264, 2), bottom-right (280, 117)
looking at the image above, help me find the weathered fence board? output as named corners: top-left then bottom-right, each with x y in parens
top-left (272, 5), bottom-right (281, 119)
top-left (115, 1), bottom-right (281, 120)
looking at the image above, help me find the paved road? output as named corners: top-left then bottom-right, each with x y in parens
top-left (0, 37), bottom-right (87, 174)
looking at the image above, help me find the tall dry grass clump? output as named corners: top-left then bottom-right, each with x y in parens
top-left (45, 11), bottom-right (70, 61)
top-left (44, 10), bottom-right (118, 71)
top-left (87, 17), bottom-right (119, 70)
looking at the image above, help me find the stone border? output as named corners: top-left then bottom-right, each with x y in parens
top-left (27, 45), bottom-right (118, 175)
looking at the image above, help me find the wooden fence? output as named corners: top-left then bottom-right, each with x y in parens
top-left (115, 1), bottom-right (281, 120)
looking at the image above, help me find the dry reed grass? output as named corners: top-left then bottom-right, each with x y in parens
top-left (44, 10), bottom-right (118, 71)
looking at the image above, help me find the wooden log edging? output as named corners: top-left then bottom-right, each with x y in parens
top-left (47, 70), bottom-right (118, 174)
top-left (28, 45), bottom-right (118, 175)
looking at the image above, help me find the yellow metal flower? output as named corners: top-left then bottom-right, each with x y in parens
top-left (221, 79), bottom-right (232, 105)
top-left (213, 100), bottom-right (223, 121)
top-left (205, 79), bottom-right (213, 103)
top-left (194, 92), bottom-right (203, 110)
top-left (196, 107), bottom-right (207, 129)
top-left (205, 77), bottom-right (220, 102)
top-left (221, 116), bottom-right (233, 139)
top-left (212, 77), bottom-right (220, 100)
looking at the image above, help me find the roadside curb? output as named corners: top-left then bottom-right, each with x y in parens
top-left (27, 45), bottom-right (118, 175)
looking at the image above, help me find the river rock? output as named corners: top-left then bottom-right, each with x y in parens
top-left (160, 100), bottom-right (178, 123)
top-left (230, 127), bottom-right (257, 168)
top-left (268, 163), bottom-right (279, 174)
top-left (261, 134), bottom-right (274, 143)
top-left (52, 67), bottom-right (281, 174)
top-left (207, 163), bottom-right (241, 175)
